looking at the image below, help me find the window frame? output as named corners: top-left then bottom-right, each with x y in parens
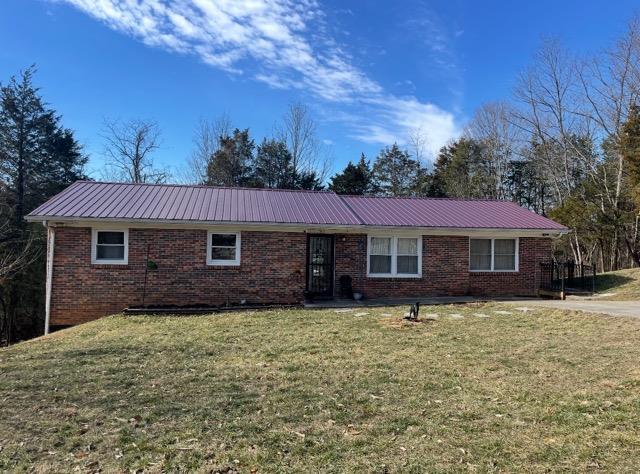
top-left (91, 228), bottom-right (129, 265)
top-left (469, 237), bottom-right (519, 272)
top-left (207, 231), bottom-right (241, 266)
top-left (367, 235), bottom-right (422, 278)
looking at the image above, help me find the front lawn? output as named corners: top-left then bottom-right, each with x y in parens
top-left (2, 305), bottom-right (640, 472)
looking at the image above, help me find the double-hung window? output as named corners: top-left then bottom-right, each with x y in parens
top-left (207, 232), bottom-right (241, 266)
top-left (469, 238), bottom-right (518, 271)
top-left (369, 237), bottom-right (392, 274)
top-left (368, 236), bottom-right (421, 277)
top-left (92, 229), bottom-right (128, 264)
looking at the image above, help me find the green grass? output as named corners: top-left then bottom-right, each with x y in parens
top-left (595, 267), bottom-right (640, 300)
top-left (2, 304), bottom-right (640, 472)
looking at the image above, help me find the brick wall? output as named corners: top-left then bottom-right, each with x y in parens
top-left (50, 227), bottom-right (552, 325)
top-left (467, 237), bottom-right (552, 296)
top-left (334, 234), bottom-right (470, 297)
top-left (334, 234), bottom-right (551, 299)
top-left (50, 227), bottom-right (307, 325)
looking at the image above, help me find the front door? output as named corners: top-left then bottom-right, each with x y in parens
top-left (306, 235), bottom-right (334, 297)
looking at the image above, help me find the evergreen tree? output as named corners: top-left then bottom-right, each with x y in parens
top-left (371, 144), bottom-right (421, 196)
top-left (0, 66), bottom-right (87, 226)
top-left (329, 153), bottom-right (374, 195)
top-left (620, 104), bottom-right (640, 204)
top-left (421, 146), bottom-right (451, 197)
top-left (0, 66), bottom-right (87, 342)
top-left (253, 138), bottom-right (294, 189)
top-left (505, 159), bottom-right (547, 214)
top-left (205, 128), bottom-right (255, 187)
top-left (295, 170), bottom-right (324, 190)
top-left (428, 138), bottom-right (491, 198)
top-left (617, 104), bottom-right (640, 265)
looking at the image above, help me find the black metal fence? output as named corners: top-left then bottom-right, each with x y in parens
top-left (540, 260), bottom-right (597, 295)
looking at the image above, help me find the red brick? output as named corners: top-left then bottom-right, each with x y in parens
top-left (50, 227), bottom-right (552, 325)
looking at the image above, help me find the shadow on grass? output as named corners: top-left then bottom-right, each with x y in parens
top-left (595, 274), bottom-right (635, 292)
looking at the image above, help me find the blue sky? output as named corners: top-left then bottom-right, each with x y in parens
top-left (0, 0), bottom-right (636, 180)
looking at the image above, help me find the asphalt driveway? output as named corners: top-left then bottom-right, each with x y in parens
top-left (509, 299), bottom-right (640, 319)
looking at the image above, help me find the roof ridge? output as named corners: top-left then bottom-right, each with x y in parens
top-left (74, 180), bottom-right (336, 194)
top-left (340, 193), bottom-right (508, 202)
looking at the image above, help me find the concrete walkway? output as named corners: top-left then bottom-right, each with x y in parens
top-left (306, 295), bottom-right (640, 319)
top-left (304, 295), bottom-right (528, 309)
top-left (506, 299), bottom-right (640, 318)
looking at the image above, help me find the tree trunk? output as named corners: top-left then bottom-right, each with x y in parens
top-left (624, 236), bottom-right (640, 267)
top-left (16, 107), bottom-right (26, 227)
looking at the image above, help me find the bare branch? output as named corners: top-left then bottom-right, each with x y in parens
top-left (276, 103), bottom-right (327, 186)
top-left (466, 101), bottom-right (521, 199)
top-left (101, 118), bottom-right (169, 183)
top-left (180, 113), bottom-right (232, 184)
top-left (408, 127), bottom-right (430, 165)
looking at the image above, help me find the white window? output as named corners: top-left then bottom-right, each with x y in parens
top-left (207, 232), bottom-right (241, 266)
top-left (92, 229), bottom-right (128, 264)
top-left (367, 236), bottom-right (422, 277)
top-left (469, 238), bottom-right (518, 272)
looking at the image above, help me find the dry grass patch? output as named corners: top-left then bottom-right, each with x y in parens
top-left (2, 304), bottom-right (640, 472)
top-left (595, 267), bottom-right (640, 300)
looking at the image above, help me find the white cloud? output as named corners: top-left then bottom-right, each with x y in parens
top-left (402, 6), bottom-right (463, 101)
top-left (59, 0), bottom-right (460, 154)
top-left (349, 96), bottom-right (457, 151)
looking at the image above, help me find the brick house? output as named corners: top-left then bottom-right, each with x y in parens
top-left (26, 181), bottom-right (568, 331)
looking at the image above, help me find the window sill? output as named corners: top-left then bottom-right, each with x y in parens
top-left (207, 261), bottom-right (241, 267)
top-left (469, 269), bottom-right (519, 273)
top-left (367, 274), bottom-right (422, 279)
top-left (91, 260), bottom-right (128, 265)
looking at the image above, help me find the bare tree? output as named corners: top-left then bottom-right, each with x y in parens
top-left (276, 103), bottom-right (329, 185)
top-left (508, 28), bottom-right (640, 269)
top-left (0, 219), bottom-right (37, 280)
top-left (0, 204), bottom-right (40, 344)
top-left (182, 113), bottom-right (232, 184)
top-left (577, 17), bottom-right (640, 207)
top-left (101, 118), bottom-right (169, 183)
top-left (466, 102), bottom-right (521, 199)
top-left (511, 40), bottom-right (594, 263)
top-left (513, 40), bottom-right (591, 203)
top-left (408, 127), bottom-right (430, 165)
top-left (573, 17), bottom-right (640, 269)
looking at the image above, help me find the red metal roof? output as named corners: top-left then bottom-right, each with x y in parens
top-left (341, 195), bottom-right (567, 230)
top-left (27, 181), bottom-right (567, 230)
top-left (28, 181), bottom-right (360, 225)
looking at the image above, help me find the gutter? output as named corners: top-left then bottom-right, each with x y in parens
top-left (44, 222), bottom-right (54, 335)
top-left (24, 215), bottom-right (570, 237)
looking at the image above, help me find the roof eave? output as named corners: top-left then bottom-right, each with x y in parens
top-left (25, 215), bottom-right (570, 236)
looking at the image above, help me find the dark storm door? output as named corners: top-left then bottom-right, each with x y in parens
top-left (306, 235), bottom-right (335, 297)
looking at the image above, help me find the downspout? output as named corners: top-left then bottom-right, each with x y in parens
top-left (44, 222), bottom-right (54, 335)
